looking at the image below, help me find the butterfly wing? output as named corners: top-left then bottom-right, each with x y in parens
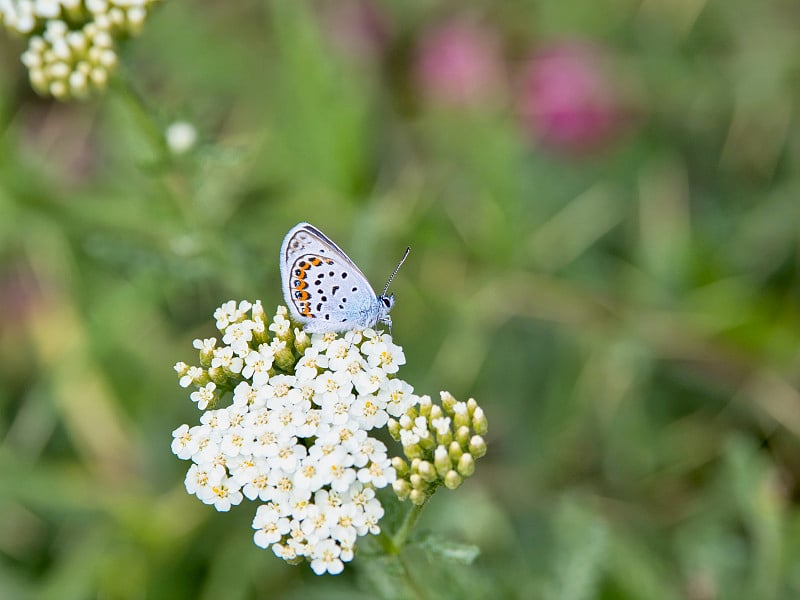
top-left (280, 223), bottom-right (379, 333)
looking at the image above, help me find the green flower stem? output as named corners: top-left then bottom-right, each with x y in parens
top-left (108, 67), bottom-right (196, 223)
top-left (388, 501), bottom-right (426, 553)
top-left (109, 68), bottom-right (168, 159)
top-left (377, 502), bottom-right (428, 600)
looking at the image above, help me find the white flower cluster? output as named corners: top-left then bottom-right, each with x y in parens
top-left (171, 301), bottom-right (420, 575)
top-left (0, 0), bottom-right (161, 99)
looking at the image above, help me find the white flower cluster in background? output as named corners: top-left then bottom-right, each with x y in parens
top-left (0, 0), bottom-right (162, 99)
top-left (172, 301), bottom-right (421, 575)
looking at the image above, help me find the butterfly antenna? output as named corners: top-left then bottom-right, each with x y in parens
top-left (382, 247), bottom-right (411, 296)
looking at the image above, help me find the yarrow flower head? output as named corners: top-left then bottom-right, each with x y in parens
top-left (388, 392), bottom-right (488, 506)
top-left (171, 300), bottom-right (488, 574)
top-left (0, 0), bottom-right (162, 100)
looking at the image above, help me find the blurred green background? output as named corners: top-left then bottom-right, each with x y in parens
top-left (2, 0), bottom-right (800, 598)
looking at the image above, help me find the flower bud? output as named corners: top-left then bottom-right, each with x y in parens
top-left (127, 7), bottom-right (147, 34)
top-left (29, 69), bottom-right (48, 94)
top-left (403, 444), bottom-right (422, 460)
top-left (93, 31), bottom-right (113, 50)
top-left (409, 488), bottom-right (427, 505)
top-left (250, 300), bottom-right (265, 322)
top-left (196, 343), bottom-right (216, 368)
top-left (108, 7), bottom-right (125, 28)
top-left (207, 367), bottom-right (228, 386)
top-left (435, 428), bottom-right (453, 447)
top-left (472, 406), bottom-right (488, 435)
top-left (90, 67), bottom-right (107, 87)
top-left (67, 31), bottom-right (86, 52)
top-left (293, 328), bottom-right (310, 354)
top-left (418, 431), bottom-right (436, 451)
top-left (391, 456), bottom-right (409, 477)
top-left (453, 406), bottom-right (470, 429)
top-left (48, 61), bottom-right (69, 79)
top-left (466, 397), bottom-right (478, 415)
top-left (440, 390), bottom-right (457, 413)
top-left (418, 460), bottom-right (437, 482)
top-left (21, 50), bottom-right (41, 68)
top-left (272, 342), bottom-right (295, 371)
top-left (457, 453), bottom-right (475, 477)
top-left (387, 418), bottom-right (401, 440)
top-left (409, 473), bottom-right (423, 489)
top-left (63, 2), bottom-right (83, 22)
top-left (50, 80), bottom-right (68, 100)
top-left (429, 404), bottom-right (444, 421)
top-left (193, 370), bottom-right (211, 387)
top-left (469, 435), bottom-right (487, 458)
top-left (69, 71), bottom-right (89, 97)
top-left (455, 425), bottom-right (471, 447)
top-left (444, 470), bottom-right (462, 490)
top-left (51, 40), bottom-right (70, 60)
top-left (250, 320), bottom-right (269, 346)
top-left (434, 445), bottom-right (451, 476)
top-left (392, 478), bottom-right (411, 500)
top-left (448, 441), bottom-right (463, 462)
top-left (418, 394), bottom-right (432, 416)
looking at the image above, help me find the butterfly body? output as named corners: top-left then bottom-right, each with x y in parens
top-left (279, 223), bottom-right (405, 334)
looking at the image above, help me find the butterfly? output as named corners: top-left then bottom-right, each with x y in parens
top-left (279, 223), bottom-right (410, 334)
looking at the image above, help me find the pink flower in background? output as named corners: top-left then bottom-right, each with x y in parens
top-left (321, 0), bottom-right (391, 65)
top-left (414, 19), bottom-right (505, 108)
top-left (518, 41), bottom-right (629, 153)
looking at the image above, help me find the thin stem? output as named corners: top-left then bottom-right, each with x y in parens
top-left (109, 67), bottom-right (168, 159)
top-left (391, 501), bottom-right (426, 551)
top-left (107, 68), bottom-right (196, 223)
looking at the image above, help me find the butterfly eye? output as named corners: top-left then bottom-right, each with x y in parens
top-left (381, 296), bottom-right (393, 308)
